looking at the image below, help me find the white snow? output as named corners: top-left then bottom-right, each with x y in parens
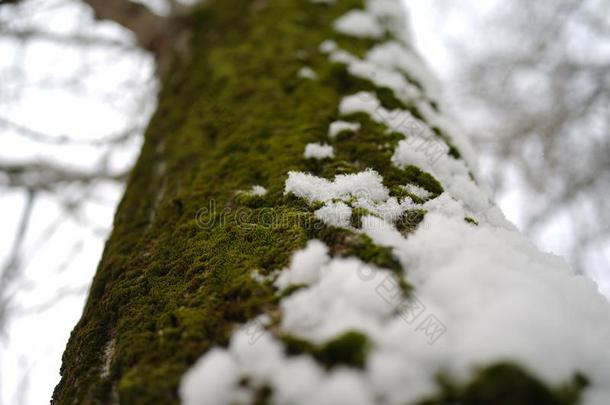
top-left (334, 10), bottom-right (384, 39)
top-left (180, 348), bottom-right (239, 405)
top-left (339, 91), bottom-right (381, 117)
top-left (275, 240), bottom-right (329, 289)
top-left (333, 0), bottom-right (410, 42)
top-left (366, 41), bottom-right (441, 97)
top-left (304, 142), bottom-right (335, 159)
top-left (328, 120), bottom-right (361, 138)
top-left (314, 201), bottom-right (353, 228)
top-left (319, 39), bottom-right (338, 54)
top-left (298, 66), bottom-right (318, 80)
top-left (403, 184), bottom-right (431, 200)
top-left (284, 170), bottom-right (389, 203)
top-left (183, 214), bottom-right (610, 405)
top-left (248, 185), bottom-right (267, 196)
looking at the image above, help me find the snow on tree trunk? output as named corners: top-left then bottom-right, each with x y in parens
top-left (54, 0), bottom-right (610, 404)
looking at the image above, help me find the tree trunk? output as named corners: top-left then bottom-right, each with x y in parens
top-left (53, 0), bottom-right (609, 404)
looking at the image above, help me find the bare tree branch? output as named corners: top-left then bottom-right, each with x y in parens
top-left (0, 160), bottom-right (128, 190)
top-left (0, 190), bottom-right (35, 333)
top-left (0, 27), bottom-right (137, 49)
top-left (80, 0), bottom-right (189, 62)
top-left (0, 116), bottom-right (141, 146)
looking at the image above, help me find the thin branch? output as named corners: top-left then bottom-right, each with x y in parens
top-left (0, 27), bottom-right (138, 49)
top-left (0, 160), bottom-right (129, 190)
top-left (81, 0), bottom-right (175, 52)
top-left (0, 190), bottom-right (35, 332)
top-left (0, 116), bottom-right (141, 146)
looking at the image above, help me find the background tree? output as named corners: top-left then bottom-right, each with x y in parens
top-left (430, 0), bottom-right (610, 286)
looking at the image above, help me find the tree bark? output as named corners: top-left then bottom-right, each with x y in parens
top-left (52, 0), bottom-right (602, 404)
top-left (54, 0), bottom-right (370, 403)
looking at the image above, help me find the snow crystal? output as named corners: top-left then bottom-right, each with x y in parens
top-left (329, 47), bottom-right (421, 102)
top-left (339, 92), bottom-right (422, 137)
top-left (366, 41), bottom-right (441, 97)
top-left (279, 256), bottom-right (401, 343)
top-left (249, 185), bottom-right (267, 196)
top-left (328, 120), bottom-right (360, 139)
top-left (366, 0), bottom-right (411, 42)
top-left (339, 91), bottom-right (381, 117)
top-left (298, 66), bottom-right (317, 80)
top-left (307, 369), bottom-right (375, 405)
top-left (391, 137), bottom-right (494, 217)
top-left (304, 142), bottom-right (334, 159)
top-left (275, 239), bottom-right (329, 289)
top-left (319, 39), bottom-right (338, 54)
top-left (284, 170), bottom-right (389, 203)
top-left (180, 348), bottom-right (239, 405)
top-left (314, 201), bottom-right (352, 228)
top-left (403, 184), bottom-right (431, 200)
top-left (334, 10), bottom-right (383, 39)
top-left (333, 0), bottom-right (410, 42)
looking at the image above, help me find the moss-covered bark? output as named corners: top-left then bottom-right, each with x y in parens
top-left (54, 0), bottom-right (374, 403)
top-left (53, 1), bottom-right (587, 404)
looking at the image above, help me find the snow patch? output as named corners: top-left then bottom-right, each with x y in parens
top-left (275, 240), bottom-right (330, 289)
top-left (328, 120), bottom-right (361, 139)
top-left (304, 142), bottom-right (335, 159)
top-left (403, 184), bottom-right (431, 200)
top-left (298, 66), bottom-right (318, 80)
top-left (284, 170), bottom-right (389, 203)
top-left (249, 185), bottom-right (267, 196)
top-left (334, 10), bottom-right (383, 39)
top-left (314, 201), bottom-right (353, 228)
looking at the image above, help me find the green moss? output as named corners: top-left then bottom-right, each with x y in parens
top-left (281, 330), bottom-right (370, 369)
top-left (388, 185), bottom-right (426, 204)
top-left (350, 207), bottom-right (371, 229)
top-left (420, 363), bottom-right (588, 405)
top-left (327, 63), bottom-right (409, 112)
top-left (253, 385), bottom-right (273, 405)
top-left (345, 234), bottom-right (403, 275)
top-left (464, 216), bottom-right (479, 226)
top-left (388, 185), bottom-right (410, 199)
top-left (431, 126), bottom-right (461, 159)
top-left (317, 331), bottom-right (369, 369)
top-left (376, 86), bottom-right (408, 110)
top-left (385, 165), bottom-right (443, 196)
top-left (275, 283), bottom-right (308, 300)
top-left (234, 191), bottom-right (269, 208)
top-left (396, 209), bottom-right (426, 235)
top-left (53, 0), bottom-right (370, 402)
top-left (51, 0), bottom-right (461, 402)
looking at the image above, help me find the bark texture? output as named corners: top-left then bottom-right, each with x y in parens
top-left (53, 0), bottom-right (589, 404)
top-left (54, 0), bottom-right (378, 403)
